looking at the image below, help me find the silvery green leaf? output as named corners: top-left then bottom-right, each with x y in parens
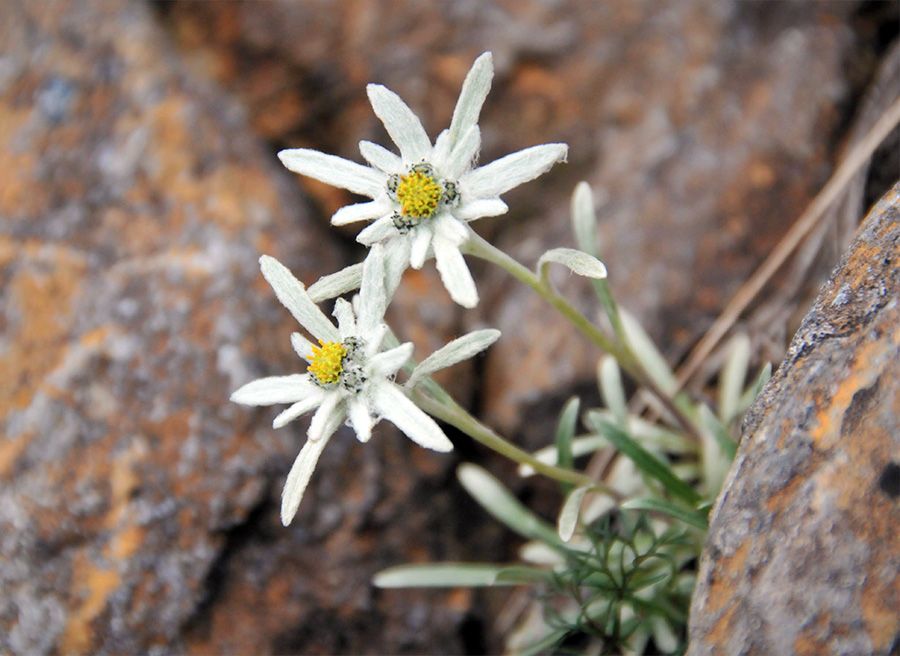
top-left (738, 362), bottom-right (772, 413)
top-left (699, 403), bottom-right (738, 460)
top-left (447, 52), bottom-right (493, 149)
top-left (518, 435), bottom-right (607, 477)
top-left (555, 396), bottom-right (580, 473)
top-left (519, 541), bottom-right (564, 566)
top-left (307, 263), bottom-right (364, 303)
top-left (719, 333), bottom-right (751, 424)
top-left (373, 563), bottom-right (528, 588)
top-left (587, 409), bottom-right (695, 454)
top-left (259, 255), bottom-right (339, 343)
top-left (458, 464), bottom-right (563, 546)
top-left (537, 247), bottom-right (608, 285)
top-left (651, 616), bottom-right (680, 654)
top-left (598, 355), bottom-right (627, 424)
top-left (621, 498), bottom-right (708, 530)
top-left (620, 309), bottom-right (678, 395)
top-left (407, 329), bottom-right (501, 388)
top-left (558, 485), bottom-right (591, 542)
top-left (698, 404), bottom-right (736, 494)
top-left (571, 181), bottom-right (598, 256)
top-left (588, 419), bottom-right (701, 505)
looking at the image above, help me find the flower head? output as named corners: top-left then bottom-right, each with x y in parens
top-left (230, 245), bottom-right (498, 525)
top-left (278, 52), bottom-right (568, 308)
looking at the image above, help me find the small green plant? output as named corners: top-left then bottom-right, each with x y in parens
top-left (231, 51), bottom-right (771, 654)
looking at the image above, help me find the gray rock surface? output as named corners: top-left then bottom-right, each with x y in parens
top-left (688, 184), bottom-right (900, 656)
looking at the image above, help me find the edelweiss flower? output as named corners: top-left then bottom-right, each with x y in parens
top-left (231, 246), bottom-right (498, 525)
top-left (278, 52), bottom-right (567, 308)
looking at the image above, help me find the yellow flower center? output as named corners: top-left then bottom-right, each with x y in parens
top-left (396, 170), bottom-right (443, 219)
top-left (308, 340), bottom-right (347, 385)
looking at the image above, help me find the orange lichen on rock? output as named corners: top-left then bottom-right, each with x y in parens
top-left (689, 185), bottom-right (900, 655)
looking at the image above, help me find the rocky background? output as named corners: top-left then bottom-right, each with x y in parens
top-left (0, 1), bottom-right (896, 654)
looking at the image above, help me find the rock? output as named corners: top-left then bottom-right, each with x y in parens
top-left (0, 2), bottom-right (484, 654)
top-left (688, 184), bottom-right (900, 655)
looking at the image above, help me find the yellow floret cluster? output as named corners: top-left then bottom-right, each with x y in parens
top-left (308, 340), bottom-right (347, 385)
top-left (396, 171), bottom-right (443, 219)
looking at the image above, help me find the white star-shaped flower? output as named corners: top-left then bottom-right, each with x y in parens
top-left (278, 52), bottom-right (568, 308)
top-left (231, 245), bottom-right (499, 525)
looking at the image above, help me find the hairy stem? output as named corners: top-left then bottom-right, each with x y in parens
top-left (464, 232), bottom-right (703, 442)
top-left (412, 381), bottom-right (614, 491)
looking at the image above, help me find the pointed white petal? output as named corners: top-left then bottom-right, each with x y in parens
top-left (333, 297), bottom-right (357, 339)
top-left (363, 324), bottom-right (388, 356)
top-left (358, 244), bottom-right (388, 335)
top-left (280, 430), bottom-right (335, 526)
top-left (307, 263), bottom-right (364, 303)
top-left (408, 329), bottom-right (501, 388)
top-left (366, 84), bottom-right (432, 162)
top-left (433, 238), bottom-right (478, 308)
top-left (462, 144), bottom-right (568, 198)
top-left (291, 332), bottom-right (315, 362)
top-left (331, 198), bottom-right (390, 226)
top-left (231, 374), bottom-right (317, 406)
top-left (368, 342), bottom-right (414, 378)
top-left (308, 392), bottom-right (344, 442)
top-left (357, 215), bottom-right (398, 246)
top-left (278, 148), bottom-right (384, 197)
top-left (259, 255), bottom-right (340, 342)
top-left (448, 52), bottom-right (493, 148)
top-left (454, 198), bottom-right (508, 221)
top-left (359, 140), bottom-right (403, 174)
top-left (348, 397), bottom-right (374, 443)
top-left (373, 383), bottom-right (453, 452)
top-left (444, 125), bottom-right (480, 180)
top-left (434, 214), bottom-right (470, 247)
top-left (273, 394), bottom-right (325, 429)
top-left (409, 224), bottom-right (433, 269)
top-left (384, 238), bottom-right (411, 298)
top-left (431, 129), bottom-right (452, 171)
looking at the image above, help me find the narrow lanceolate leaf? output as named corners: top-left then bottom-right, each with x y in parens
top-left (448, 52), bottom-right (494, 148)
top-left (277, 149), bottom-right (384, 197)
top-left (457, 464), bottom-right (564, 547)
top-left (518, 435), bottom-right (607, 477)
top-left (558, 485), bottom-right (591, 541)
top-left (259, 255), bottom-right (339, 343)
top-left (719, 333), bottom-right (751, 424)
top-left (366, 84), bottom-right (432, 162)
top-left (698, 405), bottom-right (736, 495)
top-left (357, 244), bottom-right (388, 334)
top-left (463, 143), bottom-right (568, 198)
top-left (619, 309), bottom-right (678, 396)
top-left (571, 181), bottom-right (599, 257)
top-left (307, 263), bottom-right (364, 303)
top-left (281, 431), bottom-right (335, 526)
top-left (537, 248), bottom-right (607, 285)
top-left (590, 419), bottom-right (701, 505)
top-left (621, 498), bottom-right (709, 530)
top-left (699, 404), bottom-right (738, 461)
top-left (555, 397), bottom-right (580, 473)
top-left (373, 563), bottom-right (531, 588)
top-left (407, 329), bottom-right (501, 388)
top-left (598, 356), bottom-right (627, 424)
top-left (738, 362), bottom-right (772, 414)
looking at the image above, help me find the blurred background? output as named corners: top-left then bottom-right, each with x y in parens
top-left (1, 1), bottom-right (897, 654)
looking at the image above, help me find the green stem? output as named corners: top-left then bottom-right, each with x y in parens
top-left (464, 233), bottom-right (632, 368)
top-left (412, 381), bottom-right (610, 491)
top-left (464, 232), bottom-right (703, 443)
